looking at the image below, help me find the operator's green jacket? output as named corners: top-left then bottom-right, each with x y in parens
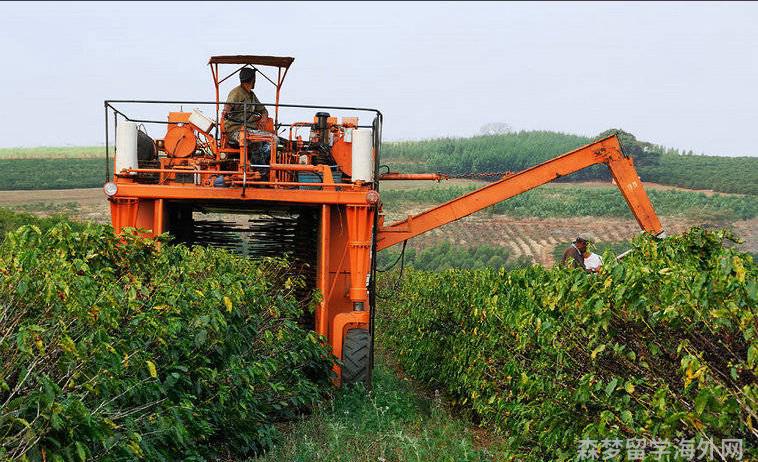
top-left (222, 85), bottom-right (268, 135)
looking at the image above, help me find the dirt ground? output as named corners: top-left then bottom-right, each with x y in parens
top-left (0, 187), bottom-right (754, 266)
top-left (0, 188), bottom-right (110, 224)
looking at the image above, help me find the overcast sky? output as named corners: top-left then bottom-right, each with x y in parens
top-left (1, 1), bottom-right (756, 156)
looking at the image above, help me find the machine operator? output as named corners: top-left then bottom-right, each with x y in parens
top-left (222, 67), bottom-right (271, 174)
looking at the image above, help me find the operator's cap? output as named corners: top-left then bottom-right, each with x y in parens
top-left (574, 234), bottom-right (591, 244)
top-left (239, 67), bottom-right (256, 83)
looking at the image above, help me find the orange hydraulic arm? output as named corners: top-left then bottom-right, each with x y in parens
top-left (377, 135), bottom-right (664, 251)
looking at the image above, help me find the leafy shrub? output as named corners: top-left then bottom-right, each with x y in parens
top-left (378, 242), bottom-right (533, 272)
top-left (379, 228), bottom-right (757, 460)
top-left (0, 223), bottom-right (335, 461)
top-left (0, 207), bottom-right (82, 241)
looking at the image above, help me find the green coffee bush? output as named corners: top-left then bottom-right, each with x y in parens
top-left (0, 223), bottom-right (335, 461)
top-left (380, 228), bottom-right (757, 460)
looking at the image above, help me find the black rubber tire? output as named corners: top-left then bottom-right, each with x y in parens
top-left (341, 328), bottom-right (371, 386)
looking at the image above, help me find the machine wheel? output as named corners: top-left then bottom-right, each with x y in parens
top-left (341, 328), bottom-right (371, 386)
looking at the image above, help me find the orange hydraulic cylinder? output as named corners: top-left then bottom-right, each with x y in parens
top-left (345, 205), bottom-right (374, 307)
top-left (316, 204), bottom-right (331, 337)
top-left (152, 199), bottom-right (165, 235)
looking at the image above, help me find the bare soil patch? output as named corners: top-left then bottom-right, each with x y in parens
top-left (0, 188), bottom-right (109, 223)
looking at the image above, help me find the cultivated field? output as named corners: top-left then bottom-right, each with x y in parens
top-left (0, 148), bottom-right (755, 460)
top-left (379, 180), bottom-right (757, 265)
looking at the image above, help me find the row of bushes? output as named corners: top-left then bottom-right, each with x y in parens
top-left (0, 208), bottom-right (82, 241)
top-left (377, 242), bottom-right (533, 272)
top-left (0, 223), bottom-right (335, 461)
top-left (641, 154), bottom-right (758, 196)
top-left (0, 158), bottom-right (104, 191)
top-left (384, 130), bottom-right (595, 177)
top-left (379, 228), bottom-right (757, 460)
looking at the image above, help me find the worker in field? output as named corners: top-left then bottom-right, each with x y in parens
top-left (222, 67), bottom-right (270, 175)
top-left (561, 236), bottom-right (589, 270)
top-left (583, 248), bottom-right (603, 273)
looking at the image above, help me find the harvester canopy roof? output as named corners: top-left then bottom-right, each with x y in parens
top-left (208, 55), bottom-right (294, 68)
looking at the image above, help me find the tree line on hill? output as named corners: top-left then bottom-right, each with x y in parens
top-left (382, 129), bottom-right (758, 195)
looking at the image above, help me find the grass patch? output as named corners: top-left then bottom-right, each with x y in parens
top-left (0, 158), bottom-right (105, 190)
top-left (0, 146), bottom-right (104, 159)
top-left (257, 355), bottom-right (502, 462)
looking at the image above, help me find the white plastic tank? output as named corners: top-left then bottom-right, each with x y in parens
top-left (351, 128), bottom-right (374, 182)
top-left (115, 121), bottom-right (138, 175)
top-left (189, 108), bottom-right (214, 133)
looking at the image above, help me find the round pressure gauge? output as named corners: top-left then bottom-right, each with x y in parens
top-left (103, 182), bottom-right (118, 197)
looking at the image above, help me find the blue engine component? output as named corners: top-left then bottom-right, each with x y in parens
top-left (297, 167), bottom-right (342, 190)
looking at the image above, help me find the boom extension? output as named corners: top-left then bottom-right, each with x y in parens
top-left (377, 135), bottom-right (664, 251)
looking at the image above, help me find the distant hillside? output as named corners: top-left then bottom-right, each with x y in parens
top-left (382, 130), bottom-right (758, 195)
top-left (0, 132), bottom-right (755, 194)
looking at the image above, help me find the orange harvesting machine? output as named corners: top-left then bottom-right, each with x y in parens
top-left (104, 55), bottom-right (665, 385)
